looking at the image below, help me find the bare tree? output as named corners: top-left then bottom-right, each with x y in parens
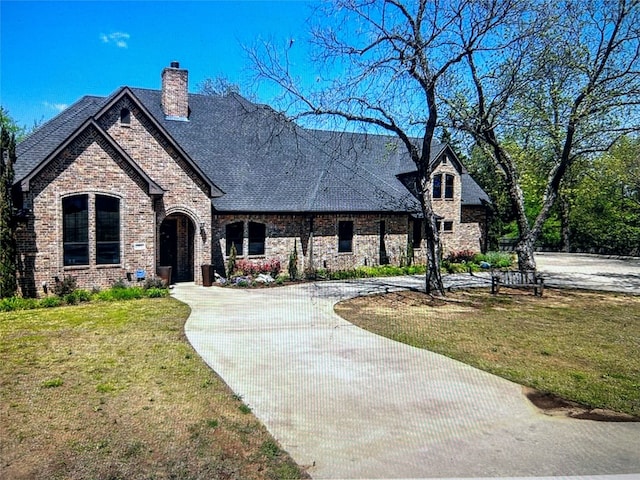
top-left (248, 0), bottom-right (519, 295)
top-left (450, 0), bottom-right (640, 271)
top-left (197, 76), bottom-right (241, 96)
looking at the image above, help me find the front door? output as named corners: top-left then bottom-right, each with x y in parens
top-left (160, 218), bottom-right (178, 280)
top-left (159, 215), bottom-right (195, 282)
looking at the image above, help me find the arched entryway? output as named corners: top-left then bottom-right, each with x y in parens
top-left (159, 213), bottom-right (195, 283)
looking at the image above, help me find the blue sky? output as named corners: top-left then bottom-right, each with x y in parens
top-left (1, 0), bottom-right (316, 129)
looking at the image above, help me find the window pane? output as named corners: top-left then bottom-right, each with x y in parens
top-left (96, 243), bottom-right (120, 264)
top-left (433, 174), bottom-right (442, 198)
top-left (64, 244), bottom-right (89, 266)
top-left (63, 195), bottom-right (88, 243)
top-left (96, 196), bottom-right (120, 242)
top-left (445, 175), bottom-right (454, 199)
top-left (226, 222), bottom-right (244, 256)
top-left (63, 195), bottom-right (88, 266)
top-left (412, 219), bottom-right (422, 248)
top-left (444, 221), bottom-right (453, 232)
top-left (120, 108), bottom-right (131, 125)
top-left (248, 222), bottom-right (266, 256)
top-left (96, 196), bottom-right (120, 264)
top-left (338, 221), bottom-right (353, 253)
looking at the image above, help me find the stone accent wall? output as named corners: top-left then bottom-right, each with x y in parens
top-left (458, 205), bottom-right (488, 252)
top-left (161, 64), bottom-right (189, 119)
top-left (212, 213), bottom-right (412, 276)
top-left (16, 126), bottom-right (156, 297)
top-left (410, 159), bottom-right (488, 259)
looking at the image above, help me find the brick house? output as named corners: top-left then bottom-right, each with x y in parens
top-left (13, 62), bottom-right (489, 296)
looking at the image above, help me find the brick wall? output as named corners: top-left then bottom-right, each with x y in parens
top-left (16, 96), bottom-right (213, 296)
top-left (16, 125), bottom-right (156, 297)
top-left (102, 98), bottom-right (212, 284)
top-left (212, 213), bottom-right (412, 276)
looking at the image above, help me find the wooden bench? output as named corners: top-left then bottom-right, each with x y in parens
top-left (491, 270), bottom-right (545, 296)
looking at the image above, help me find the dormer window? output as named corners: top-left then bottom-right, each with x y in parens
top-left (120, 108), bottom-right (131, 126)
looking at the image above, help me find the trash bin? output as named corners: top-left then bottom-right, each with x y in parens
top-left (157, 266), bottom-right (172, 286)
top-left (201, 264), bottom-right (213, 287)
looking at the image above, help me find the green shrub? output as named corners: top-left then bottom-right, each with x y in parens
top-left (0, 296), bottom-right (38, 312)
top-left (75, 289), bottom-right (92, 302)
top-left (227, 243), bottom-right (237, 277)
top-left (442, 261), bottom-right (469, 274)
top-left (145, 287), bottom-right (168, 298)
top-left (95, 286), bottom-right (144, 301)
top-left (110, 286), bottom-right (145, 300)
top-left (288, 243), bottom-right (298, 280)
top-left (478, 251), bottom-right (514, 269)
top-left (63, 288), bottom-right (92, 305)
top-left (64, 293), bottom-right (78, 305)
top-left (39, 296), bottom-right (63, 308)
top-left (406, 265), bottom-right (426, 275)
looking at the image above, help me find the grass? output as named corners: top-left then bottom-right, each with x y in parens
top-left (335, 288), bottom-right (640, 417)
top-left (0, 297), bottom-right (307, 480)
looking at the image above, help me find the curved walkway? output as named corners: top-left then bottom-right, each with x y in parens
top-left (172, 255), bottom-right (640, 479)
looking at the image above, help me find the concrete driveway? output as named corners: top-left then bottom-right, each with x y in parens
top-left (536, 252), bottom-right (640, 293)
top-left (172, 254), bottom-right (640, 479)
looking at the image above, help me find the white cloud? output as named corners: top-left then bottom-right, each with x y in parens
top-left (100, 31), bottom-right (130, 48)
top-left (43, 101), bottom-right (68, 112)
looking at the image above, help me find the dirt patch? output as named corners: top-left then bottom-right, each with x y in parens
top-left (524, 387), bottom-right (640, 422)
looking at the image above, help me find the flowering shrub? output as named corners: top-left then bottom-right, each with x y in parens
top-left (445, 249), bottom-right (476, 264)
top-left (234, 258), bottom-right (281, 277)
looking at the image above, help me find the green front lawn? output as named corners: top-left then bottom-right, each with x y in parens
top-left (0, 298), bottom-right (306, 479)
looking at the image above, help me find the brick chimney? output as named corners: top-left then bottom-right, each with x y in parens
top-left (161, 61), bottom-right (189, 120)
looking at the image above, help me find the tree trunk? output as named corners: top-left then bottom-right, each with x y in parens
top-left (423, 203), bottom-right (444, 296)
top-left (515, 235), bottom-right (537, 272)
top-left (419, 173), bottom-right (445, 296)
top-left (560, 195), bottom-right (571, 252)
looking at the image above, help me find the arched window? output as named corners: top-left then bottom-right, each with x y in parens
top-left (248, 222), bottom-right (266, 256)
top-left (120, 108), bottom-right (131, 125)
top-left (96, 195), bottom-right (120, 264)
top-left (226, 222), bottom-right (244, 256)
top-left (63, 195), bottom-right (89, 266)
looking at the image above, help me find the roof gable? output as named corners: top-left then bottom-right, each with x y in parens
top-left (94, 88), bottom-right (224, 198)
top-left (20, 119), bottom-right (164, 196)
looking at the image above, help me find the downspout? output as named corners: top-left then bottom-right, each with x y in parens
top-left (308, 215), bottom-right (314, 273)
